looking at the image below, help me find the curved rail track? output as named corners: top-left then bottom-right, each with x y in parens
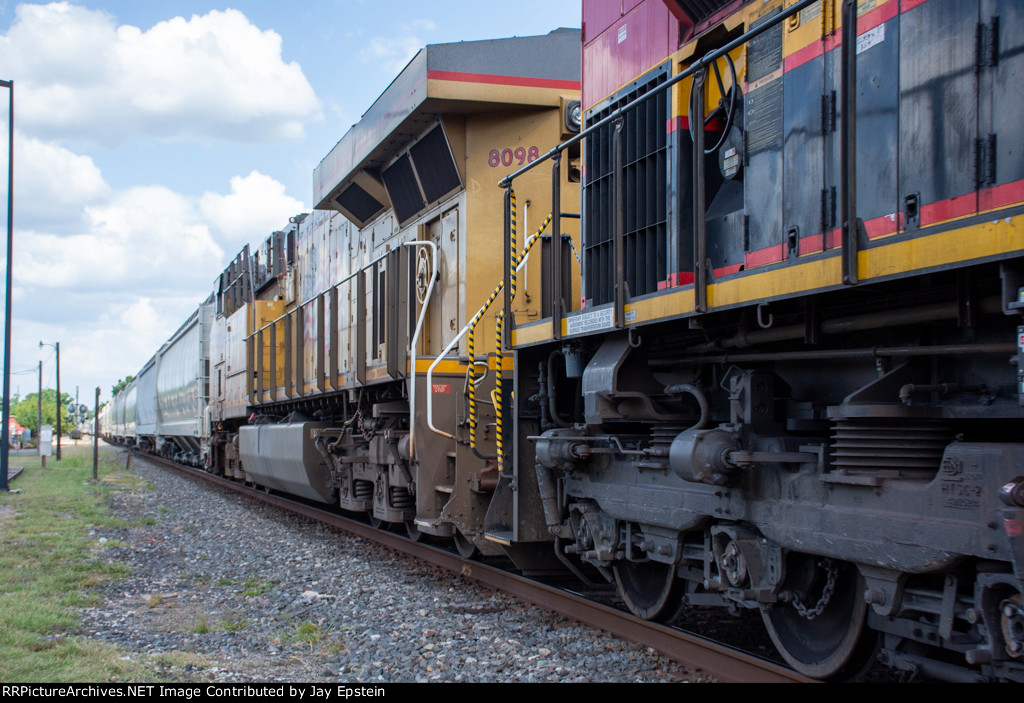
top-left (128, 449), bottom-right (808, 683)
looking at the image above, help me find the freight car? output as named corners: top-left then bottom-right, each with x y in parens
top-left (101, 300), bottom-right (212, 467)
top-left (102, 1), bottom-right (1024, 681)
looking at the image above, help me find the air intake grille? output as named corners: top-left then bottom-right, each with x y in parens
top-left (583, 70), bottom-right (669, 305)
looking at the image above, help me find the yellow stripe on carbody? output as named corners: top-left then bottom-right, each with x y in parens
top-left (511, 215), bottom-right (1024, 344)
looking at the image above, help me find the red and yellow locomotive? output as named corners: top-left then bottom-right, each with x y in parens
top-left (500, 0), bottom-right (1024, 681)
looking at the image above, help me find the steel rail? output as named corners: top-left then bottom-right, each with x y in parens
top-left (136, 451), bottom-right (810, 684)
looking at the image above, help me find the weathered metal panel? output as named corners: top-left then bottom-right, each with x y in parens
top-left (899, 0), bottom-right (978, 227)
top-left (582, 0), bottom-right (676, 110)
top-left (984, 0), bottom-right (1024, 195)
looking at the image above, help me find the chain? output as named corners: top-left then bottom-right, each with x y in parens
top-left (791, 558), bottom-right (837, 620)
top-left (567, 234), bottom-right (581, 263)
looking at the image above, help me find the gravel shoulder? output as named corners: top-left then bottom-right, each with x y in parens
top-left (79, 454), bottom-right (711, 683)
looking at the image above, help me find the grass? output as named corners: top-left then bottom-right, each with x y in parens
top-left (280, 620), bottom-right (337, 650)
top-left (220, 615), bottom-right (248, 632)
top-left (242, 578), bottom-right (274, 596)
top-left (0, 445), bottom-right (174, 681)
top-left (191, 612), bottom-right (248, 634)
top-left (191, 614), bottom-right (211, 634)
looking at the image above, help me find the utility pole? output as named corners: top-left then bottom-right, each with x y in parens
top-left (36, 360), bottom-right (41, 442)
top-left (0, 79), bottom-right (13, 492)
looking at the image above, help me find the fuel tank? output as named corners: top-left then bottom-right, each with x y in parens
top-left (238, 422), bottom-right (333, 503)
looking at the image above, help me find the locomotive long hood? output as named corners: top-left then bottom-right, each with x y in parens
top-left (312, 28), bottom-right (581, 214)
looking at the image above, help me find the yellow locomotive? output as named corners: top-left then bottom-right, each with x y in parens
top-left (208, 29), bottom-right (583, 561)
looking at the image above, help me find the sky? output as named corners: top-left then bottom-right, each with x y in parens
top-left (0, 0), bottom-right (581, 409)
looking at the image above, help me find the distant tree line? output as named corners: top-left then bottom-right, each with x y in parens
top-left (13, 389), bottom-right (75, 434)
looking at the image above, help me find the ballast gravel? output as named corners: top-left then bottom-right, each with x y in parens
top-left (78, 452), bottom-right (710, 683)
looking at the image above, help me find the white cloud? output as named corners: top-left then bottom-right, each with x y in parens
top-left (15, 133), bottom-right (109, 227)
top-left (199, 170), bottom-right (307, 249)
top-left (1, 139), bottom-right (312, 398)
top-left (2, 2), bottom-right (321, 145)
top-left (14, 184), bottom-right (223, 308)
top-left (11, 295), bottom-right (202, 403)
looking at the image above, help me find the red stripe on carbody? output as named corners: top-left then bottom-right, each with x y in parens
top-left (920, 192), bottom-right (977, 226)
top-left (713, 263), bottom-right (744, 277)
top-left (980, 179), bottom-right (1024, 212)
top-left (745, 244), bottom-right (785, 269)
top-left (427, 70), bottom-right (580, 91)
top-left (862, 0), bottom-right (899, 32)
top-left (800, 234), bottom-right (824, 255)
top-left (785, 38), bottom-right (824, 73)
top-left (864, 213), bottom-right (899, 239)
top-left (659, 272), bottom-right (695, 289)
top-left (666, 116), bottom-right (691, 133)
top-left (901, 0), bottom-right (930, 12)
top-left (784, 0), bottom-right (898, 73)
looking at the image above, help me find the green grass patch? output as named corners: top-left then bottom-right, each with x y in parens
top-left (220, 616), bottom-right (248, 632)
top-left (279, 619), bottom-right (344, 652)
top-left (0, 445), bottom-right (185, 681)
top-left (282, 620), bottom-right (324, 647)
top-left (191, 614), bottom-right (211, 634)
top-left (242, 578), bottom-right (274, 596)
top-left (190, 612), bottom-right (247, 634)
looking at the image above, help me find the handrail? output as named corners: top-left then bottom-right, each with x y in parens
top-left (494, 307), bottom-right (505, 472)
top-left (468, 211), bottom-right (552, 453)
top-left (427, 219), bottom-right (550, 441)
top-left (402, 239), bottom-right (438, 461)
top-left (246, 249), bottom-right (391, 341)
top-left (496, 0), bottom-right (817, 190)
top-left (496, 0), bottom-right (818, 351)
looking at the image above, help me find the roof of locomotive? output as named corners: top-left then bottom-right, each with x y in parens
top-left (312, 28), bottom-right (580, 212)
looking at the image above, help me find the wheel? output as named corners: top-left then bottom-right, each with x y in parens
top-left (761, 557), bottom-right (879, 679)
top-left (688, 52), bottom-right (738, 154)
top-left (405, 520), bottom-right (425, 542)
top-left (612, 560), bottom-right (684, 622)
top-left (368, 512), bottom-right (383, 530)
top-left (453, 530), bottom-right (478, 559)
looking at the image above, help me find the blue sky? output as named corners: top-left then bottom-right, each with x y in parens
top-left (0, 0), bottom-right (581, 407)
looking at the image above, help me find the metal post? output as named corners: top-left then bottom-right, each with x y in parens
top-left (613, 118), bottom-right (626, 328)
top-left (37, 361), bottom-right (41, 447)
top-left (55, 341), bottom-right (60, 460)
top-left (0, 80), bottom-right (12, 491)
top-left (503, 186), bottom-right (512, 349)
top-left (692, 68), bottom-right (708, 313)
top-left (92, 387), bottom-right (99, 480)
top-left (840, 0), bottom-right (859, 285)
top-left (551, 153), bottom-right (562, 340)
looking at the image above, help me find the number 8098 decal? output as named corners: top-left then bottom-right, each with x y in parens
top-left (489, 147), bottom-right (540, 167)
